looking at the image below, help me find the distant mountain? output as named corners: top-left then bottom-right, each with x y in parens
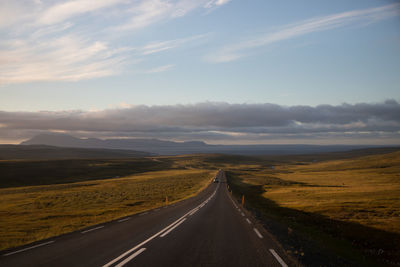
top-left (0, 144), bottom-right (151, 160)
top-left (21, 133), bottom-right (209, 155)
top-left (19, 133), bottom-right (385, 156)
top-left (21, 133), bottom-right (109, 148)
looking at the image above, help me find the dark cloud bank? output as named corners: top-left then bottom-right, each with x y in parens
top-left (0, 100), bottom-right (399, 144)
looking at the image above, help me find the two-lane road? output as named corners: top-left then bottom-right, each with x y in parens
top-left (1, 170), bottom-right (292, 267)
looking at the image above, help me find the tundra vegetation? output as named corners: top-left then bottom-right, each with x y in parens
top-left (0, 148), bottom-right (399, 266)
top-left (226, 150), bottom-right (400, 266)
top-left (0, 157), bottom-right (214, 250)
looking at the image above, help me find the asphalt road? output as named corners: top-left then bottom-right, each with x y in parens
top-left (1, 170), bottom-right (293, 267)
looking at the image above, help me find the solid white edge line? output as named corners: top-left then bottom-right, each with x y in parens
top-left (118, 218), bottom-right (130, 223)
top-left (81, 225), bottom-right (104, 234)
top-left (3, 241), bottom-right (55, 256)
top-left (241, 212), bottom-right (245, 216)
top-left (253, 228), bottom-right (263, 239)
top-left (246, 218), bottom-right (251, 224)
top-left (115, 248), bottom-right (146, 267)
top-left (269, 249), bottom-right (288, 267)
top-left (102, 186), bottom-right (219, 267)
top-left (139, 212), bottom-right (149, 216)
top-left (160, 218), bottom-right (187, 237)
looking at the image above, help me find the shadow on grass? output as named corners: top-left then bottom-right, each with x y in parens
top-left (0, 158), bottom-right (174, 188)
top-left (125, 201), bottom-right (145, 207)
top-left (260, 176), bottom-right (347, 188)
top-left (226, 171), bottom-right (400, 267)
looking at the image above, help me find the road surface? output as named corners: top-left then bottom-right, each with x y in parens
top-left (1, 170), bottom-right (293, 267)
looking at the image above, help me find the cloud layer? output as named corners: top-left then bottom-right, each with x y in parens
top-left (1, 100), bottom-right (399, 144)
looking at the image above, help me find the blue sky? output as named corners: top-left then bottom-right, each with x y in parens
top-left (0, 0), bottom-right (399, 144)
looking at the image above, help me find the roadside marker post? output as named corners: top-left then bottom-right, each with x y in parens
top-left (165, 196), bottom-right (168, 206)
top-left (241, 195), bottom-right (245, 206)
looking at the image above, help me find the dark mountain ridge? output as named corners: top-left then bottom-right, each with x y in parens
top-left (19, 133), bottom-right (390, 156)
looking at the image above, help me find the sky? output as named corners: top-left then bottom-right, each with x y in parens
top-left (0, 0), bottom-right (399, 144)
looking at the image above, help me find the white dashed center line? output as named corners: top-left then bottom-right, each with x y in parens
top-left (81, 226), bottom-right (104, 234)
top-left (3, 241), bottom-right (55, 256)
top-left (116, 175), bottom-right (285, 267)
top-left (160, 218), bottom-right (187, 238)
top-left (103, 181), bottom-right (220, 267)
top-left (189, 208), bottom-right (199, 216)
top-left (115, 248), bottom-right (147, 267)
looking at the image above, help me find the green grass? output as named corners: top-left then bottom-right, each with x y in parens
top-left (0, 169), bottom-right (214, 250)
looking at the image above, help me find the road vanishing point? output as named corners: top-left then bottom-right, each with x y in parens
top-left (1, 170), bottom-right (292, 267)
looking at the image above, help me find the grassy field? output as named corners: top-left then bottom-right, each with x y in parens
top-left (1, 148), bottom-right (399, 265)
top-left (0, 168), bottom-right (213, 250)
top-left (226, 150), bottom-right (400, 266)
top-left (268, 152), bottom-right (400, 234)
top-left (0, 158), bottom-right (171, 188)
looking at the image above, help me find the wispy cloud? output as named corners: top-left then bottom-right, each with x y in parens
top-left (0, 0), bottom-right (228, 84)
top-left (143, 64), bottom-right (175, 73)
top-left (0, 35), bottom-right (127, 83)
top-left (116, 0), bottom-right (232, 31)
top-left (37, 0), bottom-right (125, 25)
top-left (116, 0), bottom-right (173, 31)
top-left (208, 3), bottom-right (400, 62)
top-left (204, 0), bottom-right (232, 9)
top-left (0, 33), bottom-right (206, 84)
top-left (138, 34), bottom-right (208, 55)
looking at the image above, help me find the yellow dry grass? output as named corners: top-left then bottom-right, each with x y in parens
top-left (225, 150), bottom-right (400, 264)
top-left (266, 152), bottom-right (400, 234)
top-left (232, 151), bottom-right (400, 235)
top-left (0, 169), bottom-right (213, 250)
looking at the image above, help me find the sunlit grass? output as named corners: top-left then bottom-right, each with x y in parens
top-left (0, 169), bottom-right (213, 250)
top-left (267, 152), bottom-right (400, 233)
top-left (2, 150), bottom-right (399, 264)
top-left (225, 150), bottom-right (400, 264)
